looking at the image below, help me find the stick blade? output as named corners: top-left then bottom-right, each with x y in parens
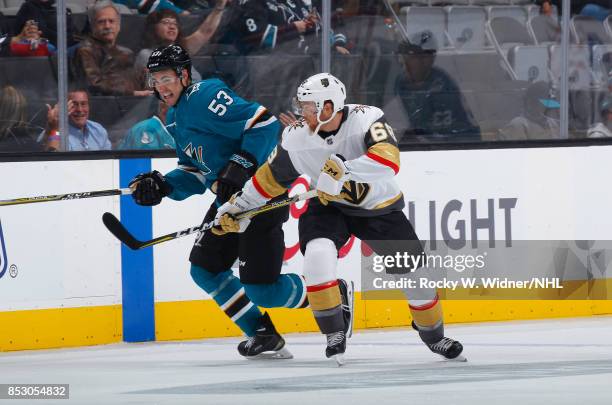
top-left (102, 212), bottom-right (142, 250)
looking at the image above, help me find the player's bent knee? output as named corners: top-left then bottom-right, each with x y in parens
top-left (243, 284), bottom-right (277, 307)
top-left (303, 238), bottom-right (338, 285)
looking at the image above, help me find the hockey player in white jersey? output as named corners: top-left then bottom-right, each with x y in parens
top-left (215, 73), bottom-right (465, 364)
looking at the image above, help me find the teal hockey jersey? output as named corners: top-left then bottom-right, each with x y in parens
top-left (164, 78), bottom-right (280, 202)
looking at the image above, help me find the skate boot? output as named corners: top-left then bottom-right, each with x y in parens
top-left (325, 330), bottom-right (347, 366)
top-left (237, 312), bottom-right (293, 359)
top-left (338, 278), bottom-right (354, 338)
top-left (427, 337), bottom-right (466, 362)
top-left (412, 321), bottom-right (466, 361)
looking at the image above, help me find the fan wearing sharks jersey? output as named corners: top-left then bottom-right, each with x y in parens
top-left (218, 0), bottom-right (347, 55)
top-left (128, 44), bottom-right (308, 359)
top-left (216, 73), bottom-right (466, 364)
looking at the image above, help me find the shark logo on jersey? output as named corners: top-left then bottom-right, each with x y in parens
top-left (186, 83), bottom-right (201, 100)
top-left (0, 220), bottom-right (8, 279)
top-left (183, 142), bottom-right (211, 174)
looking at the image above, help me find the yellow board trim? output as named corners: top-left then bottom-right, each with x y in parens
top-left (155, 293), bottom-right (612, 341)
top-left (2, 293), bottom-right (612, 351)
top-left (0, 305), bottom-right (122, 352)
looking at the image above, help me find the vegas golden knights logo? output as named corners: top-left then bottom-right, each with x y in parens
top-left (288, 119), bottom-right (306, 132)
top-left (325, 166), bottom-right (339, 177)
top-left (340, 181), bottom-right (370, 205)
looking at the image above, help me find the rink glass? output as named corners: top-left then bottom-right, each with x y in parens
top-left (0, 0), bottom-right (606, 153)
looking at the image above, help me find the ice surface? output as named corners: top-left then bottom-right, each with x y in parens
top-left (1, 317), bottom-right (611, 404)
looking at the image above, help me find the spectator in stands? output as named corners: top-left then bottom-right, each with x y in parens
top-left (535, 0), bottom-right (561, 43)
top-left (587, 95), bottom-right (612, 137)
top-left (498, 81), bottom-right (560, 140)
top-left (394, 32), bottom-right (481, 142)
top-left (9, 19), bottom-right (55, 57)
top-left (540, 0), bottom-right (555, 17)
top-left (0, 86), bottom-right (43, 152)
top-left (135, 2), bottom-right (227, 79)
top-left (74, 1), bottom-right (151, 97)
top-left (579, 1), bottom-right (611, 22)
top-left (118, 99), bottom-right (175, 149)
top-left (15, 0), bottom-right (78, 50)
top-left (218, 0), bottom-right (348, 55)
top-left (45, 89), bottom-right (112, 151)
top-left (114, 0), bottom-right (190, 16)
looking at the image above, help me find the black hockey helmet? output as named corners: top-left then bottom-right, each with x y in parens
top-left (147, 44), bottom-right (192, 101)
top-left (147, 44), bottom-right (192, 75)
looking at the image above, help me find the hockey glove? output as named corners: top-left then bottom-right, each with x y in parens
top-left (129, 170), bottom-right (173, 206)
top-left (316, 154), bottom-right (350, 205)
top-left (212, 190), bottom-right (264, 235)
top-left (214, 152), bottom-right (258, 204)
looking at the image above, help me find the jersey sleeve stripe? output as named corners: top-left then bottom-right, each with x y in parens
top-left (260, 24), bottom-right (278, 49)
top-left (244, 106), bottom-right (268, 131)
top-left (177, 165), bottom-right (206, 184)
top-left (252, 175), bottom-right (273, 199)
top-left (366, 145), bottom-right (400, 174)
top-left (251, 115), bottom-right (278, 129)
top-left (252, 163), bottom-right (287, 199)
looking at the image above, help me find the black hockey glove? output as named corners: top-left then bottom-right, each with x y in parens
top-left (129, 170), bottom-right (173, 206)
top-left (215, 152), bottom-right (257, 204)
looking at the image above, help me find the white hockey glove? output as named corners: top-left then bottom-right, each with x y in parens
top-left (212, 189), bottom-right (263, 235)
top-left (316, 154), bottom-right (350, 205)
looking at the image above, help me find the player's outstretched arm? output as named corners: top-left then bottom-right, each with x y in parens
top-left (214, 144), bottom-right (302, 234)
top-left (344, 118), bottom-right (401, 183)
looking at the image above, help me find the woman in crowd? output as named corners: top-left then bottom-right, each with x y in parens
top-left (135, 1), bottom-right (228, 81)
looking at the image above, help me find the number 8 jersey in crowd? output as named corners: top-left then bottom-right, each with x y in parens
top-left (249, 104), bottom-right (405, 216)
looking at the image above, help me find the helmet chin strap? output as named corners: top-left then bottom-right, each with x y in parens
top-left (311, 109), bottom-right (338, 136)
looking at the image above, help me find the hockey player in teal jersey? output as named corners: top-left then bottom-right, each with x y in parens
top-left (128, 44), bottom-right (307, 358)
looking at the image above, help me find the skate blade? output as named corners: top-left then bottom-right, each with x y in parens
top-left (331, 353), bottom-right (346, 367)
top-left (346, 281), bottom-right (355, 339)
top-left (440, 354), bottom-right (467, 362)
top-left (246, 346), bottom-right (294, 360)
top-left (450, 354), bottom-right (467, 362)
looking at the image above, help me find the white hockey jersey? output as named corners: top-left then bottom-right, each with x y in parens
top-left (245, 104), bottom-right (404, 215)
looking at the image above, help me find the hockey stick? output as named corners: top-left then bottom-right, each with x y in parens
top-left (102, 189), bottom-right (318, 250)
top-left (0, 188), bottom-right (132, 207)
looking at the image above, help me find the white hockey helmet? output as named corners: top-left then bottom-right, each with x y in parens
top-left (295, 73), bottom-right (346, 115)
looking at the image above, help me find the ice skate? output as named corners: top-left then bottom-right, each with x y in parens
top-left (325, 330), bottom-right (347, 366)
top-left (427, 337), bottom-right (466, 362)
top-left (412, 321), bottom-right (466, 361)
top-left (338, 278), bottom-right (354, 338)
top-left (238, 312), bottom-right (293, 360)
